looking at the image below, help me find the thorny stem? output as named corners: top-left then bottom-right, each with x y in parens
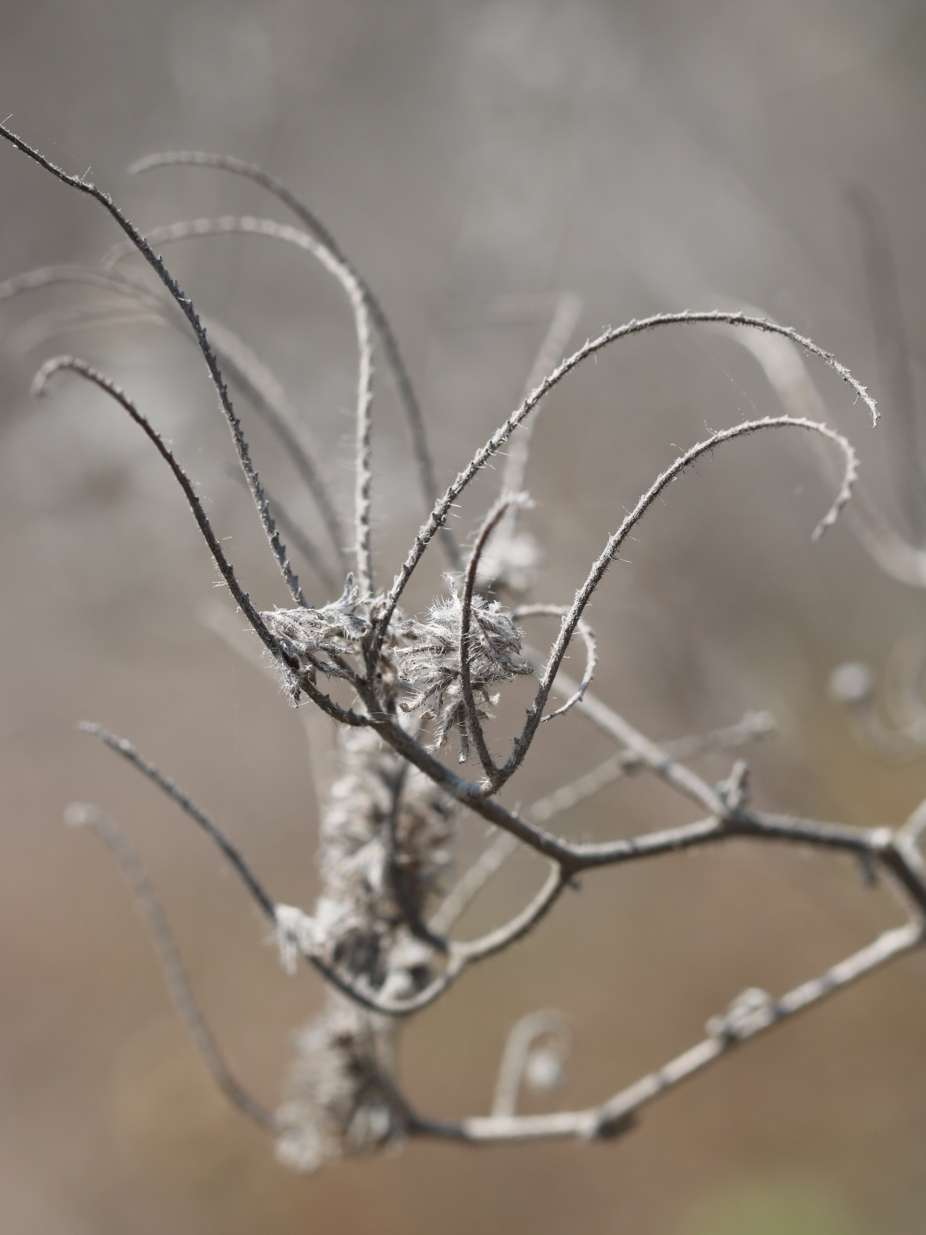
top-left (15, 127), bottom-right (926, 1163)
top-left (372, 310), bottom-right (877, 662)
top-left (104, 214), bottom-right (375, 592)
top-left (459, 496), bottom-right (523, 783)
top-left (225, 465), bottom-right (337, 594)
top-left (33, 358), bottom-right (282, 642)
top-left (0, 123), bottom-right (302, 625)
top-left (495, 416), bottom-right (857, 791)
top-left (0, 262), bottom-right (346, 573)
top-left (128, 150), bottom-right (463, 570)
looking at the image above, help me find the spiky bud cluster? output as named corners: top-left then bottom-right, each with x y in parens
top-left (396, 580), bottom-right (533, 760)
top-left (262, 576), bottom-right (374, 702)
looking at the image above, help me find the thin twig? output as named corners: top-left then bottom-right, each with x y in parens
top-left (78, 722), bottom-right (276, 920)
top-left (33, 356), bottom-right (286, 639)
top-left (0, 124), bottom-right (303, 618)
top-left (64, 803), bottom-right (279, 1133)
top-left (430, 711), bottom-right (775, 934)
top-left (410, 921), bottom-right (923, 1144)
top-left (459, 496), bottom-right (524, 782)
top-left (374, 310), bottom-right (876, 656)
top-left (501, 293), bottom-right (584, 499)
top-left (0, 262), bottom-right (345, 567)
top-left (718, 312), bottom-right (926, 589)
top-left (103, 214), bottom-right (375, 591)
top-left (498, 416), bottom-right (857, 791)
top-left (128, 149), bottom-right (463, 571)
top-left (225, 465), bottom-right (337, 594)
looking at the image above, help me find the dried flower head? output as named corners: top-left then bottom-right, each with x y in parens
top-left (263, 576), bottom-right (399, 703)
top-left (396, 578), bottom-right (533, 760)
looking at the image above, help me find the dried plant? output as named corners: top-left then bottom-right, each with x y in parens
top-left (716, 194), bottom-right (926, 761)
top-left (3, 121), bottom-right (925, 1174)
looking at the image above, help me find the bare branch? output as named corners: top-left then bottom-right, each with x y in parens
top-left (500, 416), bottom-right (857, 789)
top-left (32, 356), bottom-right (282, 644)
top-left (718, 315), bottom-right (926, 590)
top-left (375, 311), bottom-right (877, 652)
top-left (430, 711), bottom-right (775, 934)
top-left (127, 149), bottom-right (463, 571)
top-left (411, 922), bottom-right (923, 1144)
top-left (0, 124), bottom-right (305, 614)
top-left (453, 864), bottom-right (568, 962)
top-left (225, 465), bottom-right (337, 594)
top-left (104, 214), bottom-right (375, 592)
top-left (459, 496), bottom-right (528, 781)
top-left (0, 262), bottom-right (345, 571)
top-left (63, 803), bottom-right (279, 1133)
top-left (202, 317), bottom-right (347, 573)
top-left (78, 722), bottom-right (276, 921)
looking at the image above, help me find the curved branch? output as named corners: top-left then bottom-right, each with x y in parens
top-left (459, 495), bottom-right (526, 783)
top-left (0, 260), bottom-right (346, 574)
top-left (34, 356), bottom-right (282, 644)
top-left (411, 922), bottom-right (923, 1145)
top-left (64, 803), bottom-right (279, 1133)
top-left (453, 863), bottom-right (568, 962)
top-left (0, 123), bottom-right (305, 613)
top-left (79, 722), bottom-right (276, 920)
top-left (429, 711), bottom-right (775, 934)
top-left (103, 214), bottom-right (375, 592)
top-left (374, 311), bottom-right (877, 654)
top-left (512, 606), bottom-right (597, 722)
top-left (498, 416), bottom-right (857, 788)
top-left (128, 148), bottom-right (462, 572)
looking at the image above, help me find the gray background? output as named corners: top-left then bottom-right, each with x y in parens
top-left (2, 1), bottom-right (926, 1232)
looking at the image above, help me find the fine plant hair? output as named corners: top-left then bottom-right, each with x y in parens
top-left (4, 121), bottom-right (926, 1171)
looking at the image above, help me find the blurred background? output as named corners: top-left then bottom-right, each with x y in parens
top-left (2, 0), bottom-right (926, 1231)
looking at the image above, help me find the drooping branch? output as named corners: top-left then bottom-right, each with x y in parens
top-left (104, 214), bottom-right (375, 592)
top-left (0, 124), bottom-right (305, 612)
top-left (374, 311), bottom-right (877, 654)
top-left (64, 802), bottom-right (279, 1133)
top-left (128, 149), bottom-right (463, 571)
top-left (33, 357), bottom-right (284, 642)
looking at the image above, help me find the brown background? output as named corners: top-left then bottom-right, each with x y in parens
top-left (2, 1), bottom-right (926, 1231)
